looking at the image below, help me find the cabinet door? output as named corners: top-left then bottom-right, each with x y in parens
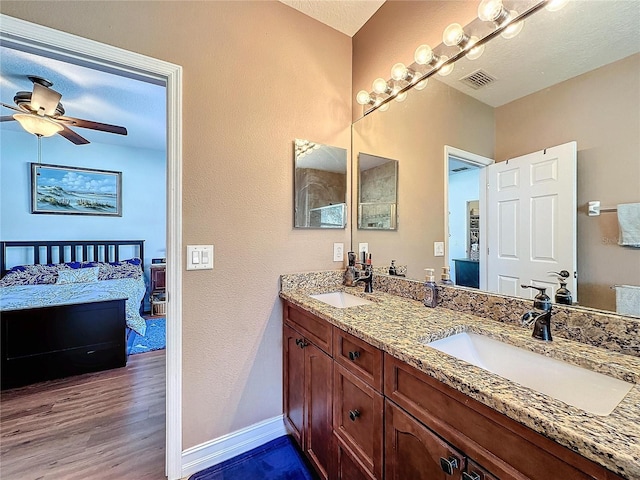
top-left (306, 342), bottom-right (333, 480)
top-left (283, 324), bottom-right (305, 446)
top-left (334, 363), bottom-right (383, 479)
top-left (385, 400), bottom-right (466, 480)
top-left (335, 436), bottom-right (376, 480)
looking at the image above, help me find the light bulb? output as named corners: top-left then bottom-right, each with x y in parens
top-left (465, 37), bottom-right (485, 60)
top-left (437, 56), bottom-right (454, 76)
top-left (391, 63), bottom-right (408, 81)
top-left (500, 12), bottom-right (524, 39)
top-left (545, 0), bottom-right (569, 11)
top-left (395, 91), bottom-right (408, 102)
top-left (414, 78), bottom-right (428, 91)
top-left (478, 0), bottom-right (504, 22)
top-left (372, 77), bottom-right (390, 95)
top-left (379, 102), bottom-right (390, 112)
top-left (443, 23), bottom-right (465, 47)
top-left (356, 90), bottom-right (372, 105)
top-left (414, 44), bottom-right (434, 65)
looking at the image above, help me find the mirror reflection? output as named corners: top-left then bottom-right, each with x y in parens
top-left (294, 139), bottom-right (347, 229)
top-left (351, 1), bottom-right (640, 315)
top-left (358, 153), bottom-right (398, 230)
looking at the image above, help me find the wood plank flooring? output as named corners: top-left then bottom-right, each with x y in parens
top-left (0, 350), bottom-right (166, 480)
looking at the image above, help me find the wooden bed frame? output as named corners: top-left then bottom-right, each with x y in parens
top-left (0, 240), bottom-right (145, 390)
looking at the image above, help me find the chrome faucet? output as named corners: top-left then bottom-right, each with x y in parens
top-left (521, 285), bottom-right (553, 341)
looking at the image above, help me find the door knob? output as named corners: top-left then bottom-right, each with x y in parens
top-left (295, 338), bottom-right (308, 348)
top-left (348, 409), bottom-right (360, 421)
top-left (462, 472), bottom-right (481, 480)
top-left (348, 351), bottom-right (360, 361)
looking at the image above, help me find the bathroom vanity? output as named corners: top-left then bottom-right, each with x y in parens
top-left (280, 273), bottom-right (639, 480)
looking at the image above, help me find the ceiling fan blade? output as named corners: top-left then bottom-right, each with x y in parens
top-left (31, 83), bottom-right (62, 116)
top-left (58, 124), bottom-right (90, 145)
top-left (1, 102), bottom-right (22, 113)
top-left (0, 115), bottom-right (17, 122)
top-left (57, 116), bottom-right (127, 135)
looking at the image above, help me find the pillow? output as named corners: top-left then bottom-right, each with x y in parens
top-left (56, 266), bottom-right (100, 285)
top-left (0, 263), bottom-right (66, 286)
top-left (82, 258), bottom-right (142, 280)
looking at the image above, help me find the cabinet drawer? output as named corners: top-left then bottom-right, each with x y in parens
top-left (333, 363), bottom-right (383, 479)
top-left (335, 435), bottom-right (376, 480)
top-left (384, 354), bottom-right (620, 480)
top-left (333, 328), bottom-right (383, 391)
top-left (284, 302), bottom-right (332, 354)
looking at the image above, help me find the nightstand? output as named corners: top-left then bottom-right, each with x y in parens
top-left (150, 263), bottom-right (166, 316)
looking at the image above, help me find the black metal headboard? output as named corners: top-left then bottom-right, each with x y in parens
top-left (0, 240), bottom-right (145, 276)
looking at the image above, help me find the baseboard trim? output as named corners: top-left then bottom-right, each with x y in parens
top-left (181, 415), bottom-right (286, 478)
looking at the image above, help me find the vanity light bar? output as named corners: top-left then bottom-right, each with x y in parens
top-left (356, 0), bottom-right (563, 116)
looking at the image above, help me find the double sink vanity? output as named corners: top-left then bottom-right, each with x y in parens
top-left (280, 271), bottom-right (640, 480)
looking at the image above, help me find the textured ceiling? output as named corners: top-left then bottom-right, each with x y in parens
top-left (279, 0), bottom-right (385, 36)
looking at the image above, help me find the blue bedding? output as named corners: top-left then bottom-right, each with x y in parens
top-left (0, 276), bottom-right (147, 336)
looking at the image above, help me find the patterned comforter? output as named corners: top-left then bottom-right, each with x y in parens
top-left (0, 276), bottom-right (147, 336)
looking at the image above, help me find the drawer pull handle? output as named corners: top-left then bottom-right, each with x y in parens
top-left (439, 456), bottom-right (459, 475)
top-left (348, 351), bottom-right (360, 361)
top-left (462, 473), bottom-right (481, 480)
top-left (348, 409), bottom-right (360, 421)
top-left (295, 339), bottom-right (308, 349)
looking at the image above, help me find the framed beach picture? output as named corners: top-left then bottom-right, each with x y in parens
top-left (31, 163), bottom-right (122, 216)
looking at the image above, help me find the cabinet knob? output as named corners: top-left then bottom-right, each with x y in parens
top-left (295, 338), bottom-right (308, 349)
top-left (348, 409), bottom-right (360, 421)
top-left (439, 456), bottom-right (460, 475)
top-left (348, 350), bottom-right (360, 361)
top-left (462, 472), bottom-right (481, 480)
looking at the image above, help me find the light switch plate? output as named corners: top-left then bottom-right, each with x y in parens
top-left (333, 243), bottom-right (344, 262)
top-left (187, 245), bottom-right (214, 270)
top-left (434, 241), bottom-right (445, 257)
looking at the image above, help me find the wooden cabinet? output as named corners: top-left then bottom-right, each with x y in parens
top-left (150, 264), bottom-right (166, 293)
top-left (283, 304), bottom-right (333, 480)
top-left (385, 399), bottom-right (465, 480)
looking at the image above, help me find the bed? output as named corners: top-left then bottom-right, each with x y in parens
top-left (0, 240), bottom-right (146, 389)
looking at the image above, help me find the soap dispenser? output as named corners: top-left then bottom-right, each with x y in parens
top-left (343, 251), bottom-right (357, 287)
top-left (423, 268), bottom-right (437, 308)
top-left (440, 266), bottom-right (454, 285)
top-left (550, 270), bottom-right (572, 305)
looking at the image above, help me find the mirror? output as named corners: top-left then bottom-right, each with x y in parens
top-left (358, 153), bottom-right (398, 230)
top-left (352, 1), bottom-right (640, 315)
top-left (294, 139), bottom-right (347, 228)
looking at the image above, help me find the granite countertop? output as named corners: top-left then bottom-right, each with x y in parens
top-left (280, 284), bottom-right (640, 479)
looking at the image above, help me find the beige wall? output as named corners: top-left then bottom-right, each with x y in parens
top-left (353, 78), bottom-right (494, 279)
top-left (0, 0), bottom-right (352, 450)
top-left (495, 53), bottom-right (640, 311)
top-left (353, 0), bottom-right (479, 121)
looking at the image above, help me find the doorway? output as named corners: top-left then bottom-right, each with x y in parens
top-left (0, 15), bottom-right (183, 479)
top-left (443, 146), bottom-right (493, 290)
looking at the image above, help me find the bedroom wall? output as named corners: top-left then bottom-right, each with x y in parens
top-left (0, 129), bottom-right (167, 277)
top-left (0, 0), bottom-right (352, 456)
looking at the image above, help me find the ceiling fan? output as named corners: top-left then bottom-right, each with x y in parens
top-left (1, 75), bottom-right (127, 145)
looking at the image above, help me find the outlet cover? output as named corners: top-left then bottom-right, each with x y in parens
top-left (434, 241), bottom-right (445, 257)
top-left (333, 243), bottom-right (344, 262)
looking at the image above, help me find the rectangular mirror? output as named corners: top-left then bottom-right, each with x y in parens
top-left (358, 153), bottom-right (398, 230)
top-left (294, 139), bottom-right (347, 228)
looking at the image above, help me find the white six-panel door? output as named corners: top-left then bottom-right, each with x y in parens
top-left (487, 142), bottom-right (577, 302)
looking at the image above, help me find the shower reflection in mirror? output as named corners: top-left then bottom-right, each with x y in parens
top-left (358, 153), bottom-right (398, 230)
top-left (293, 139), bottom-right (347, 229)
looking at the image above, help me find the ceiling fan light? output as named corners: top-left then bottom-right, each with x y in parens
top-left (13, 113), bottom-right (63, 137)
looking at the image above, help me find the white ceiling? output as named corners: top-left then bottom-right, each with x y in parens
top-left (278, 0), bottom-right (385, 37)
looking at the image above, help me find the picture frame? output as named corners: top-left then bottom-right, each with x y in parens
top-left (31, 163), bottom-right (122, 216)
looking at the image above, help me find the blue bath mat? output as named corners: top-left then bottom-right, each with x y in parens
top-left (189, 435), bottom-right (315, 480)
top-left (130, 317), bottom-right (165, 355)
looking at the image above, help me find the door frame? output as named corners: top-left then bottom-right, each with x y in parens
top-left (1, 15), bottom-right (183, 479)
top-left (443, 146), bottom-right (493, 290)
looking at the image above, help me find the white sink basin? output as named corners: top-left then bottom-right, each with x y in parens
top-left (310, 291), bottom-right (373, 309)
top-left (425, 332), bottom-right (634, 416)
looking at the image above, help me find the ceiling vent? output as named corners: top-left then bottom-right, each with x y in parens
top-left (460, 70), bottom-right (497, 90)
top-left (451, 166), bottom-right (470, 173)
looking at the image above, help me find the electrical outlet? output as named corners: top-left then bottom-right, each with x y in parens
top-left (358, 242), bottom-right (369, 263)
top-left (434, 241), bottom-right (445, 257)
top-left (333, 243), bottom-right (344, 262)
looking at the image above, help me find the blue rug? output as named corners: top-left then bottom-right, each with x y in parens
top-left (189, 436), bottom-right (315, 480)
top-left (130, 317), bottom-right (165, 355)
